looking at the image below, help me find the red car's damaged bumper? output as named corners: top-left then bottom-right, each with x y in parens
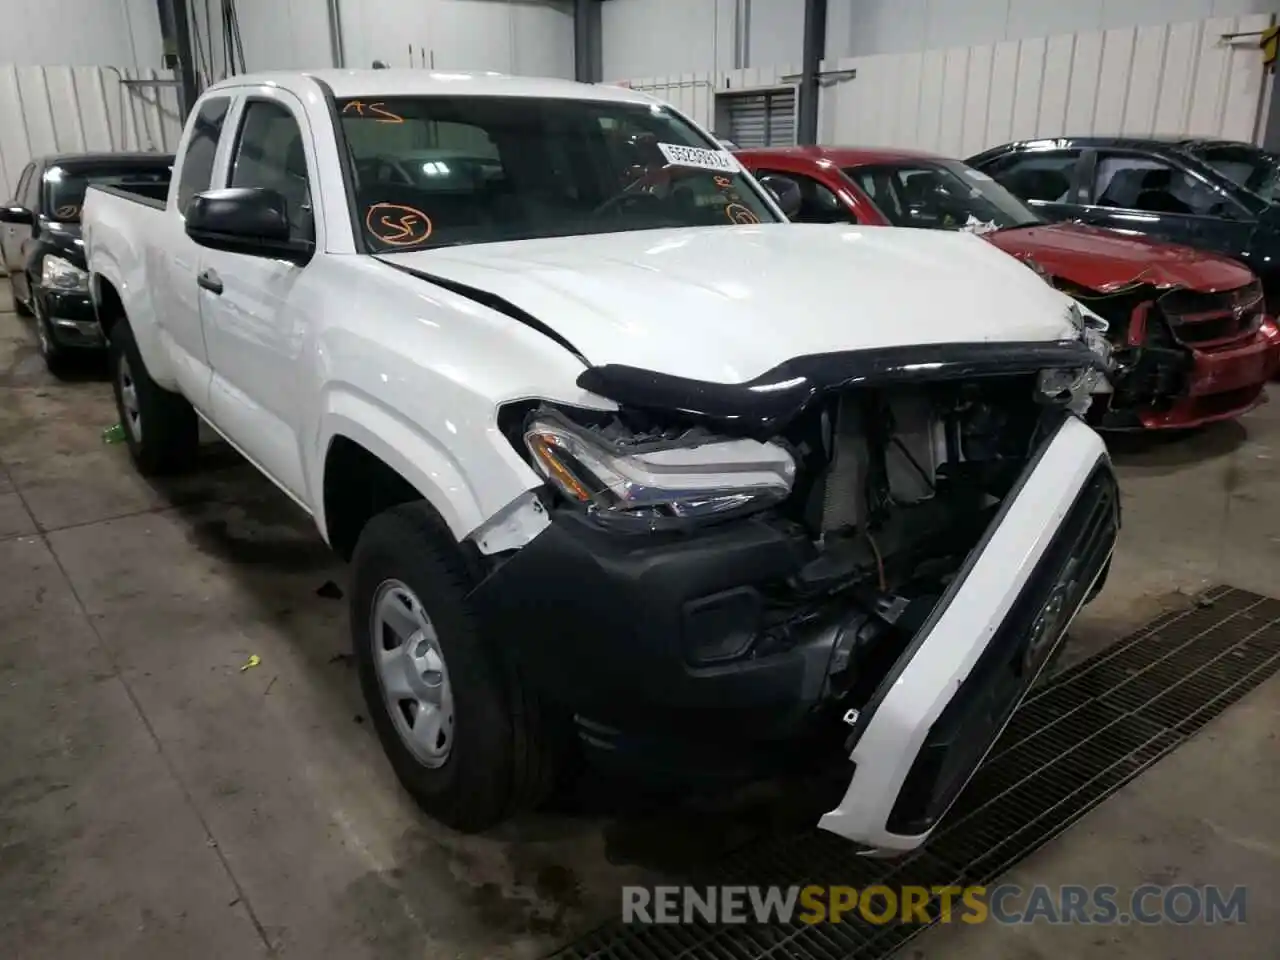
top-left (1097, 309), bottom-right (1280, 431)
top-left (1136, 319), bottom-right (1278, 429)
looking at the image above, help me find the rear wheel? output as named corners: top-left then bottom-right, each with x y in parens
top-left (350, 502), bottom-right (563, 830)
top-left (109, 319), bottom-right (198, 475)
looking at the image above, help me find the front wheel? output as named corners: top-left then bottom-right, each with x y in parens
top-left (350, 502), bottom-right (563, 831)
top-left (108, 319), bottom-right (199, 475)
top-left (33, 299), bottom-right (71, 378)
top-left (13, 275), bottom-right (34, 317)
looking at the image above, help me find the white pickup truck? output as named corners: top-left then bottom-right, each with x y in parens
top-left (83, 69), bottom-right (1118, 852)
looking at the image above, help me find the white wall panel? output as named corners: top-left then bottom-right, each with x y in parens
top-left (187, 0), bottom-right (574, 79)
top-left (601, 0), bottom-right (803, 78)
top-left (748, 0), bottom-right (805, 68)
top-left (984, 41), bottom-right (1019, 148)
top-left (0, 0), bottom-right (162, 68)
top-left (617, 63), bottom-right (797, 132)
top-left (1010, 37), bottom-right (1048, 141)
top-left (340, 0), bottom-right (574, 77)
top-left (0, 65), bottom-right (183, 204)
top-left (806, 13), bottom-right (1273, 159)
top-left (606, 0), bottom-right (1278, 65)
top-left (832, 0), bottom-right (1280, 57)
top-left (602, 0), bottom-right (738, 79)
top-left (185, 0), bottom-right (332, 79)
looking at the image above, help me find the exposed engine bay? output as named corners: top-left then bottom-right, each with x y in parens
top-left (733, 377), bottom-right (1069, 736)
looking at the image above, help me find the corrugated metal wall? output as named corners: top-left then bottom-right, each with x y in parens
top-left (0, 0), bottom-right (163, 69)
top-left (0, 65), bottom-right (184, 204)
top-left (821, 13), bottom-right (1275, 155)
top-left (626, 14), bottom-right (1274, 154)
top-left (621, 65), bottom-right (800, 139)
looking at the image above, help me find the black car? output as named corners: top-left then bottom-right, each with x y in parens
top-left (1, 152), bottom-right (172, 373)
top-left (968, 136), bottom-right (1280, 310)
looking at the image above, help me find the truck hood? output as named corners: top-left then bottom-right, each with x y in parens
top-left (379, 223), bottom-right (1083, 383)
top-left (985, 222), bottom-right (1253, 294)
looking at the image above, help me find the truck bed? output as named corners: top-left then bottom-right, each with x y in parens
top-left (90, 181), bottom-right (168, 210)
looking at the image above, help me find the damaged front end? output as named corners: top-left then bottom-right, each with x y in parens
top-left (472, 335), bottom-right (1119, 852)
top-left (1055, 276), bottom-right (1275, 429)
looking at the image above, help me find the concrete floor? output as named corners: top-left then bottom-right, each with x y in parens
top-left (0, 277), bottom-right (1276, 959)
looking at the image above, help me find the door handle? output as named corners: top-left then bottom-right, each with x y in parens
top-left (197, 268), bottom-right (223, 295)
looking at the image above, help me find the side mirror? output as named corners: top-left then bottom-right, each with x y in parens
top-left (185, 187), bottom-right (313, 264)
top-left (757, 174), bottom-right (802, 220)
top-left (0, 204), bottom-right (34, 225)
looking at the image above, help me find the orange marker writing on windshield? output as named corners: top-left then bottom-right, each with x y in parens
top-left (365, 203), bottom-right (433, 246)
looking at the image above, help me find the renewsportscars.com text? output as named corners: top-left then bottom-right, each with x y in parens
top-left (622, 884), bottom-right (1247, 926)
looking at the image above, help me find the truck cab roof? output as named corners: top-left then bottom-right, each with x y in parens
top-left (203, 68), bottom-right (659, 106)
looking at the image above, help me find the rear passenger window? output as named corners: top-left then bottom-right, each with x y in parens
top-left (1092, 153), bottom-right (1235, 217)
top-left (986, 151), bottom-right (1079, 203)
top-left (177, 96), bottom-right (230, 215)
top-left (229, 99), bottom-right (313, 242)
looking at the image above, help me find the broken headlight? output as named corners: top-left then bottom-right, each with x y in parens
top-left (1036, 302), bottom-right (1113, 413)
top-left (522, 411), bottom-right (796, 527)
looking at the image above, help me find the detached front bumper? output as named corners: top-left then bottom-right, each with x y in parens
top-left (820, 415), bottom-right (1117, 851)
top-left (34, 287), bottom-right (104, 348)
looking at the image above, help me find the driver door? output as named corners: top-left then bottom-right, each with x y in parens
top-left (3, 163), bottom-right (38, 303)
top-left (199, 88), bottom-right (319, 501)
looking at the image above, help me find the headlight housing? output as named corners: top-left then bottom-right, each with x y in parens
top-left (41, 255), bottom-right (89, 293)
top-left (521, 409), bottom-right (796, 529)
top-left (1036, 302), bottom-right (1113, 413)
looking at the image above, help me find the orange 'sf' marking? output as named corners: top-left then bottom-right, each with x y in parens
top-left (365, 203), bottom-right (433, 246)
top-left (724, 202), bottom-right (761, 225)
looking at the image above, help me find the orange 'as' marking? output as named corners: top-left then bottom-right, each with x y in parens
top-left (342, 99), bottom-right (404, 123)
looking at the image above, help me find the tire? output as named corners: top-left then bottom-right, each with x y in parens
top-left (109, 318), bottom-right (198, 475)
top-left (33, 301), bottom-right (71, 378)
top-left (14, 276), bottom-right (34, 317)
top-left (350, 502), bottom-right (563, 831)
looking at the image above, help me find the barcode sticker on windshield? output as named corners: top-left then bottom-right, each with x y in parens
top-left (658, 143), bottom-right (741, 173)
top-left (964, 168), bottom-right (993, 181)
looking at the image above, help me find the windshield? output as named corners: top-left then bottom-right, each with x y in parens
top-left (335, 95), bottom-right (779, 252)
top-left (1191, 144), bottom-right (1280, 204)
top-left (844, 160), bottom-right (1041, 233)
top-left (43, 163), bottom-right (172, 222)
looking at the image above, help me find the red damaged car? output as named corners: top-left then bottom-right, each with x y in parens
top-left (737, 146), bottom-right (1280, 429)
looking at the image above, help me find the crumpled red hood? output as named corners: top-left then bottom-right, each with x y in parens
top-left (984, 222), bottom-right (1254, 293)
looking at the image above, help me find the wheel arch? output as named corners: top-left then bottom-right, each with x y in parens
top-left (316, 396), bottom-right (486, 561)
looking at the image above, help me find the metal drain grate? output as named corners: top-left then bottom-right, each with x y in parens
top-left (554, 586), bottom-right (1280, 960)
